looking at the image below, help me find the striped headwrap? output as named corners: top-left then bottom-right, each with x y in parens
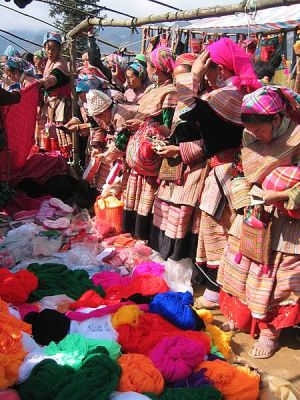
top-left (127, 61), bottom-right (147, 82)
top-left (174, 53), bottom-right (198, 68)
top-left (5, 57), bottom-right (34, 76)
top-left (149, 46), bottom-right (175, 75)
top-left (75, 74), bottom-right (104, 93)
top-left (241, 85), bottom-right (300, 115)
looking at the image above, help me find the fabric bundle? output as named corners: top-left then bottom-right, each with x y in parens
top-left (0, 269), bottom-right (38, 305)
top-left (149, 336), bottom-right (207, 382)
top-left (118, 353), bottom-right (164, 395)
top-left (27, 263), bottom-right (105, 301)
top-left (112, 304), bottom-right (144, 329)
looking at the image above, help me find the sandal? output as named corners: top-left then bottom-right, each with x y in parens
top-left (194, 296), bottom-right (219, 310)
top-left (43, 217), bottom-right (70, 230)
top-left (221, 320), bottom-right (237, 332)
top-left (249, 336), bottom-right (280, 359)
top-left (49, 198), bottom-right (74, 214)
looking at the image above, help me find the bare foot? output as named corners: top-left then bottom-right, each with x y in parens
top-left (249, 336), bottom-right (279, 359)
top-left (194, 296), bottom-right (219, 310)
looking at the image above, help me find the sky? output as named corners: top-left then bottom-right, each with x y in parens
top-left (0, 0), bottom-right (235, 32)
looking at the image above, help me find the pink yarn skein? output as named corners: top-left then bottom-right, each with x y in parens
top-left (92, 271), bottom-right (131, 289)
top-left (132, 262), bottom-right (165, 278)
top-left (149, 335), bottom-right (206, 382)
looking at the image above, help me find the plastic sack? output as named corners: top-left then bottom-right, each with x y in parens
top-left (163, 258), bottom-right (194, 294)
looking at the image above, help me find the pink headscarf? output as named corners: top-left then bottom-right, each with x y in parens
top-left (208, 38), bottom-right (261, 92)
top-left (149, 46), bottom-right (175, 75)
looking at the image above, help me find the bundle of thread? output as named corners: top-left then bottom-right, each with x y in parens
top-left (149, 336), bottom-right (207, 383)
top-left (18, 350), bottom-right (121, 400)
top-left (24, 309), bottom-right (70, 346)
top-left (69, 289), bottom-right (106, 310)
top-left (0, 389), bottom-right (21, 400)
top-left (0, 268), bottom-right (38, 305)
top-left (0, 300), bottom-right (32, 389)
top-left (132, 262), bottom-right (165, 277)
top-left (149, 291), bottom-right (205, 330)
top-left (27, 263), bottom-right (105, 302)
top-left (111, 393), bottom-right (152, 400)
top-left (118, 354), bottom-right (164, 395)
top-left (112, 304), bottom-right (144, 329)
top-left (144, 387), bottom-right (222, 400)
top-left (197, 360), bottom-right (260, 400)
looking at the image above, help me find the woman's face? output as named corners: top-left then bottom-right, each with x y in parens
top-left (146, 62), bottom-right (156, 81)
top-left (5, 68), bottom-right (21, 82)
top-left (44, 40), bottom-right (60, 62)
top-left (126, 68), bottom-right (142, 89)
top-left (243, 121), bottom-right (274, 144)
top-left (205, 64), bottom-right (221, 90)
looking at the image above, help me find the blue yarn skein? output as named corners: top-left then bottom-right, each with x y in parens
top-left (149, 291), bottom-right (197, 330)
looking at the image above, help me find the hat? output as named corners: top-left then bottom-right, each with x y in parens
top-left (86, 89), bottom-right (113, 117)
top-left (43, 32), bottom-right (62, 46)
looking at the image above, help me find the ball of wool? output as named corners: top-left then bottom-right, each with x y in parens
top-left (0, 268), bottom-right (38, 305)
top-left (149, 291), bottom-right (202, 330)
top-left (17, 359), bottom-right (75, 400)
top-left (92, 271), bottom-right (132, 290)
top-left (198, 360), bottom-right (260, 400)
top-left (118, 354), bottom-right (164, 395)
top-left (24, 309), bottom-right (70, 346)
top-left (132, 262), bottom-right (165, 277)
top-left (112, 304), bottom-right (144, 329)
top-left (144, 386), bottom-right (222, 400)
top-left (55, 353), bottom-right (121, 400)
top-left (117, 313), bottom-right (179, 354)
top-left (173, 370), bottom-right (212, 388)
top-left (111, 392), bottom-right (152, 400)
top-left (149, 336), bottom-right (206, 383)
top-left (0, 389), bottom-right (21, 400)
top-left (69, 289), bottom-right (105, 310)
top-left (17, 303), bottom-right (40, 320)
top-left (27, 263), bottom-right (105, 302)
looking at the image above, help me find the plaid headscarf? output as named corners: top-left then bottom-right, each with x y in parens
top-left (75, 74), bottom-right (104, 93)
top-left (127, 61), bottom-right (147, 82)
top-left (149, 46), bottom-right (175, 75)
top-left (241, 85), bottom-right (300, 115)
top-left (174, 53), bottom-right (198, 68)
top-left (86, 89), bottom-right (113, 117)
top-left (208, 38), bottom-right (261, 92)
top-left (6, 57), bottom-right (34, 76)
top-left (43, 32), bottom-right (62, 46)
top-left (3, 45), bottom-right (21, 58)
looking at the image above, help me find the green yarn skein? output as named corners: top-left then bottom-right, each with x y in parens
top-left (27, 263), bottom-right (105, 301)
top-left (144, 387), bottom-right (222, 400)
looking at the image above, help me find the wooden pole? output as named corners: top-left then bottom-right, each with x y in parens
top-left (69, 37), bottom-right (81, 175)
top-left (67, 0), bottom-right (300, 38)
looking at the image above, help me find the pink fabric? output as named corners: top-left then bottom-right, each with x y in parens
top-left (0, 82), bottom-right (39, 177)
top-left (149, 335), bottom-right (206, 382)
top-left (66, 302), bottom-right (149, 321)
top-left (208, 38), bottom-right (261, 92)
top-left (92, 271), bottom-right (132, 290)
top-left (3, 192), bottom-right (50, 216)
top-left (10, 152), bottom-right (68, 185)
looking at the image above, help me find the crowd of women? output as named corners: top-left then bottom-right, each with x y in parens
top-left (0, 30), bottom-right (299, 360)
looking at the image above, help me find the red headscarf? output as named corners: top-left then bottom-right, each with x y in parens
top-left (208, 38), bottom-right (261, 92)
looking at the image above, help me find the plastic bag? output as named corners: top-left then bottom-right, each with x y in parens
top-left (163, 258), bottom-right (194, 294)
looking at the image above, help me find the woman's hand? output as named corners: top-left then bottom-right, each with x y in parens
top-left (65, 118), bottom-right (80, 129)
top-left (191, 50), bottom-right (212, 78)
top-left (263, 190), bottom-right (289, 206)
top-left (155, 145), bottom-right (180, 158)
top-left (125, 119), bottom-right (143, 131)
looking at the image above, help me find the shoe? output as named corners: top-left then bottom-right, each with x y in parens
top-left (49, 198), bottom-right (74, 214)
top-left (194, 296), bottom-right (219, 310)
top-left (43, 217), bottom-right (70, 230)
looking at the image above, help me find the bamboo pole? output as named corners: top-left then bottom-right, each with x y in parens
top-left (67, 0), bottom-right (300, 39)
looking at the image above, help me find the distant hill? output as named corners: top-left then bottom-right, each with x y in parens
top-left (0, 27), bottom-right (141, 57)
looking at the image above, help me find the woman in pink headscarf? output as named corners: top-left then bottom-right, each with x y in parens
top-left (172, 39), bottom-right (260, 310)
top-left (121, 46), bottom-right (177, 240)
top-left (218, 86), bottom-right (300, 358)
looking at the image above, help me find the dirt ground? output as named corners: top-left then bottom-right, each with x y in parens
top-left (194, 284), bottom-right (300, 394)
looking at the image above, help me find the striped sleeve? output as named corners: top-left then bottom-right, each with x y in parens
top-left (179, 140), bottom-right (203, 164)
top-left (175, 72), bottom-right (201, 114)
top-left (286, 182), bottom-right (300, 210)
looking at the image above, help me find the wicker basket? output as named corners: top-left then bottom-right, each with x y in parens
top-left (94, 195), bottom-right (124, 236)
